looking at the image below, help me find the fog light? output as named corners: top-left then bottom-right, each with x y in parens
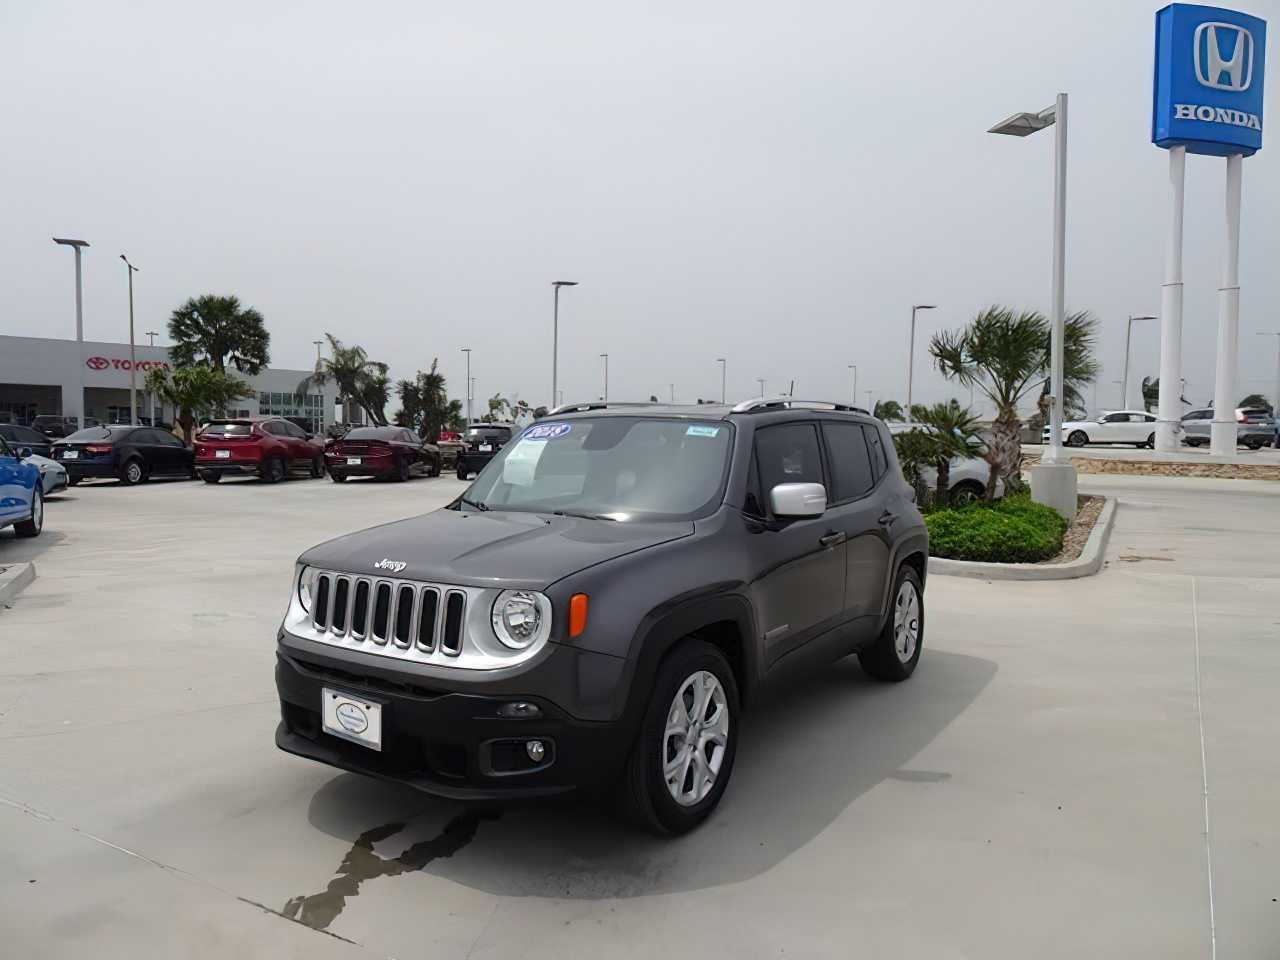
top-left (498, 701), bottom-right (542, 719)
top-left (526, 740), bottom-right (545, 762)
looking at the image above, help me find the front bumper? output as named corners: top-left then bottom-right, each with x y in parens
top-left (274, 636), bottom-right (631, 799)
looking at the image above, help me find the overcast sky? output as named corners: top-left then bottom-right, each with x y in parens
top-left (4, 0), bottom-right (1277, 416)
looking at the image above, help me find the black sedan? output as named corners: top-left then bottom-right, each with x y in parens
top-left (51, 425), bottom-right (194, 486)
top-left (455, 423), bottom-right (514, 479)
top-left (0, 423), bottom-right (54, 459)
top-left (325, 426), bottom-right (442, 482)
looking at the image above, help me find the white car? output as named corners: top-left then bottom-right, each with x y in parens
top-left (1043, 410), bottom-right (1160, 448)
top-left (25, 453), bottom-right (69, 496)
top-left (888, 424), bottom-right (1004, 504)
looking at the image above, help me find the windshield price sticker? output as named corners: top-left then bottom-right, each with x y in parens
top-left (524, 423), bottom-right (571, 441)
top-left (686, 425), bottom-right (720, 438)
top-left (503, 439), bottom-right (546, 486)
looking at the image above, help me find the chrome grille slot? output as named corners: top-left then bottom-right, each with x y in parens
top-left (371, 582), bottom-right (392, 643)
top-left (417, 587), bottom-right (439, 651)
top-left (351, 580), bottom-right (370, 638)
top-left (331, 577), bottom-right (350, 635)
top-left (393, 585), bottom-right (415, 647)
top-left (442, 590), bottom-right (465, 655)
top-left (313, 574), bottom-right (330, 630)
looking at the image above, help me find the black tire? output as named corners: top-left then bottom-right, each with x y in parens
top-left (456, 465), bottom-right (469, 481)
top-left (1067, 430), bottom-right (1089, 447)
top-left (858, 565), bottom-right (924, 682)
top-left (394, 456), bottom-right (410, 482)
top-left (619, 639), bottom-right (740, 836)
top-left (330, 471), bottom-right (347, 483)
top-left (260, 457), bottom-right (286, 484)
top-left (311, 457), bottom-right (325, 479)
top-left (119, 458), bottom-right (147, 486)
top-left (14, 486), bottom-right (42, 538)
top-left (950, 480), bottom-right (985, 506)
top-left (201, 471), bottom-right (221, 484)
top-left (68, 475), bottom-right (81, 487)
top-left (429, 456), bottom-right (442, 478)
top-left (1144, 433), bottom-right (1156, 449)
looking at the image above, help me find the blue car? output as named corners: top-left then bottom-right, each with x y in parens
top-left (0, 433), bottom-right (43, 539)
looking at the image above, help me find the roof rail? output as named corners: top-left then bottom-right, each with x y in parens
top-left (730, 396), bottom-right (869, 415)
top-left (545, 401), bottom-right (671, 416)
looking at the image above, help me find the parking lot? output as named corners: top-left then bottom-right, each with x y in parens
top-left (2, 473), bottom-right (1278, 958)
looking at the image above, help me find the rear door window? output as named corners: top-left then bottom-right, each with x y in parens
top-left (822, 421), bottom-right (875, 501)
top-left (862, 424), bottom-right (888, 480)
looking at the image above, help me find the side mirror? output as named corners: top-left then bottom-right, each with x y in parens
top-left (769, 482), bottom-right (827, 518)
top-left (17, 446), bottom-right (33, 459)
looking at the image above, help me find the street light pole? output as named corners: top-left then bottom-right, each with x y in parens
top-left (757, 378), bottom-right (766, 398)
top-left (1121, 314), bottom-right (1157, 410)
top-left (461, 348), bottom-right (472, 423)
top-left (53, 238), bottom-right (89, 428)
top-left (669, 383), bottom-right (675, 403)
top-left (1210, 156), bottom-right (1244, 457)
top-left (905, 305), bottom-right (936, 422)
top-left (1258, 333), bottom-right (1280, 424)
top-left (550, 281), bottom-right (578, 408)
top-left (600, 353), bottom-right (609, 403)
top-left (120, 255), bottom-right (139, 425)
top-left (865, 389), bottom-right (873, 412)
top-left (717, 358), bottom-right (726, 404)
top-left (847, 364), bottom-right (857, 407)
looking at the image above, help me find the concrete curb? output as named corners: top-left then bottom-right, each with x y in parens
top-left (929, 497), bottom-right (1116, 581)
top-left (0, 562), bottom-right (37, 607)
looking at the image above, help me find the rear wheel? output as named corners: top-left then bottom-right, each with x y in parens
top-left (201, 471), bottom-right (221, 484)
top-left (950, 479), bottom-right (985, 506)
top-left (68, 475), bottom-right (81, 487)
top-left (1145, 433), bottom-right (1156, 449)
top-left (619, 639), bottom-right (739, 835)
top-left (120, 458), bottom-right (146, 486)
top-left (394, 456), bottom-right (411, 482)
top-left (260, 457), bottom-right (286, 484)
top-left (858, 565), bottom-right (924, 682)
top-left (14, 486), bottom-right (42, 538)
top-left (1067, 430), bottom-right (1089, 447)
top-left (456, 464), bottom-right (469, 481)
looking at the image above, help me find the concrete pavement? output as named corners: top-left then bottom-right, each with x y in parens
top-left (1, 472), bottom-right (1276, 957)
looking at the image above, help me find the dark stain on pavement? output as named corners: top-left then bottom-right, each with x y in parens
top-left (888, 769), bottom-right (952, 783)
top-left (282, 811), bottom-right (492, 931)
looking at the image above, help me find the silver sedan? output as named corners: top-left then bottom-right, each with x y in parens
top-left (25, 453), bottom-right (69, 495)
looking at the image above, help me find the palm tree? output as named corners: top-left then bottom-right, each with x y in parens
top-left (930, 306), bottom-right (1099, 497)
top-left (167, 295), bottom-right (270, 374)
top-left (912, 400), bottom-right (987, 505)
top-left (145, 365), bottom-right (252, 443)
top-left (395, 360), bottom-right (462, 440)
top-left (297, 334), bottom-right (389, 426)
top-left (873, 399), bottom-right (905, 422)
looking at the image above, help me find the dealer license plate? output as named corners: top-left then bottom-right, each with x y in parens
top-left (215, 449), bottom-right (231, 459)
top-left (479, 443), bottom-right (493, 452)
top-left (347, 457), bottom-right (362, 465)
top-left (62, 450), bottom-right (79, 460)
top-left (321, 688), bottom-right (382, 751)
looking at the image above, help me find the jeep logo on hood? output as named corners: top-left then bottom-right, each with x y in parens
top-left (373, 558), bottom-right (408, 574)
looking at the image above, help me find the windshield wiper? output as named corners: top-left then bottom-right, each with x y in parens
top-left (458, 495), bottom-right (490, 512)
top-left (552, 509), bottom-right (618, 522)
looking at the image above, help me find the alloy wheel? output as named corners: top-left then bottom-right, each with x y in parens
top-left (663, 670), bottom-right (729, 807)
top-left (894, 580), bottom-right (920, 663)
top-left (32, 489), bottom-right (43, 531)
top-left (126, 461), bottom-right (143, 484)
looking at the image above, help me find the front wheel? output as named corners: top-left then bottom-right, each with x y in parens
top-left (950, 480), bottom-right (985, 506)
top-left (1067, 430), bottom-right (1089, 448)
top-left (1145, 433), bottom-right (1156, 449)
top-left (394, 456), bottom-right (410, 482)
top-left (311, 457), bottom-right (325, 479)
top-left (429, 456), bottom-right (442, 478)
top-left (456, 465), bottom-right (469, 481)
top-left (330, 471), bottom-right (346, 483)
top-left (619, 640), bottom-right (739, 835)
top-left (858, 565), bottom-right (924, 682)
top-left (14, 486), bottom-right (43, 538)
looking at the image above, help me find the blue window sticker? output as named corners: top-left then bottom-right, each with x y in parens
top-left (686, 425), bottom-right (720, 438)
top-left (524, 423), bottom-right (571, 440)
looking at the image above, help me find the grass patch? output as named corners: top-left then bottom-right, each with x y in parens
top-left (925, 493), bottom-right (1068, 563)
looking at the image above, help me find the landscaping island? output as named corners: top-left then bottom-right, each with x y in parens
top-left (925, 493), bottom-right (1105, 565)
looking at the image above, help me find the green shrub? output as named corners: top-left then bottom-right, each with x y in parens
top-left (925, 493), bottom-right (1067, 563)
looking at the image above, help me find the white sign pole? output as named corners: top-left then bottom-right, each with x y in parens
top-left (1156, 145), bottom-right (1186, 452)
top-left (1209, 154), bottom-right (1243, 456)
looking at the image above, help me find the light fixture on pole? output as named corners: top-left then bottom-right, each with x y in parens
top-left (990, 92), bottom-right (1075, 517)
top-left (461, 348), bottom-right (472, 424)
top-left (147, 331), bottom-right (159, 346)
top-left (550, 281), bottom-right (578, 408)
top-left (669, 383), bottom-right (675, 403)
top-left (119, 255), bottom-right (139, 425)
top-left (847, 364), bottom-right (857, 407)
top-left (865, 389), bottom-right (873, 411)
top-left (53, 238), bottom-right (89, 429)
top-left (600, 353), bottom-right (609, 403)
top-left (313, 340), bottom-right (323, 364)
top-left (1121, 314), bottom-right (1157, 410)
top-left (756, 378), bottom-right (766, 398)
top-left (1258, 332), bottom-right (1280, 420)
top-left (717, 358), bottom-right (727, 404)
top-left (905, 305), bottom-right (936, 423)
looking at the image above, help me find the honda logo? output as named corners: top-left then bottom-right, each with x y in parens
top-left (1194, 22), bottom-right (1254, 92)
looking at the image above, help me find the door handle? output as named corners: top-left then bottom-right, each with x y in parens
top-left (818, 531), bottom-right (845, 548)
top-left (877, 511), bottom-right (897, 527)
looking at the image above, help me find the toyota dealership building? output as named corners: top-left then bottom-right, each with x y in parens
top-left (0, 334), bottom-right (338, 431)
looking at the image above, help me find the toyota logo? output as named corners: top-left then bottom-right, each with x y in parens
top-left (86, 356), bottom-right (109, 370)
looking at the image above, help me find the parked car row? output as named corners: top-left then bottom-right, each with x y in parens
top-left (1043, 408), bottom-right (1278, 450)
top-left (0, 434), bottom-right (45, 538)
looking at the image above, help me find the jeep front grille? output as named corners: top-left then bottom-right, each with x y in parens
top-left (311, 572), bottom-right (467, 658)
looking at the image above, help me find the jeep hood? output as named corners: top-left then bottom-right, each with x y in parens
top-left (298, 508), bottom-right (693, 589)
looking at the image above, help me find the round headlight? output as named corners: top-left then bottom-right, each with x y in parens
top-left (297, 566), bottom-right (314, 612)
top-left (492, 590), bottom-right (547, 649)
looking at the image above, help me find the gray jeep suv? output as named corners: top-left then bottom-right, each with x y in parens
top-left (275, 399), bottom-right (928, 834)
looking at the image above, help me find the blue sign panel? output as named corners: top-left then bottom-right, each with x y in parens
top-left (1153, 4), bottom-right (1266, 156)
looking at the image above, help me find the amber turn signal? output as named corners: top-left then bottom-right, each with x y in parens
top-left (568, 593), bottom-right (589, 638)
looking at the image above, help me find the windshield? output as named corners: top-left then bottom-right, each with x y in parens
top-left (344, 427), bottom-right (393, 440)
top-left (466, 425), bottom-right (511, 440)
top-left (463, 417), bottom-right (733, 521)
top-left (200, 422), bottom-right (254, 437)
top-left (61, 425), bottom-right (123, 443)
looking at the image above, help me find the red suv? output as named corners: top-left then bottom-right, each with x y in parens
top-left (194, 416), bottom-right (326, 484)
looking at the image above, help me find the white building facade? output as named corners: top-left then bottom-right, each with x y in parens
top-left (0, 334), bottom-right (338, 432)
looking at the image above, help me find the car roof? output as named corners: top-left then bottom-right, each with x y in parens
top-left (548, 399), bottom-right (873, 424)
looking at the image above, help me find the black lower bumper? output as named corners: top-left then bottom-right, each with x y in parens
top-left (196, 462), bottom-right (261, 477)
top-left (63, 461), bottom-right (116, 479)
top-left (275, 647), bottom-right (630, 799)
top-left (326, 465), bottom-right (392, 479)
